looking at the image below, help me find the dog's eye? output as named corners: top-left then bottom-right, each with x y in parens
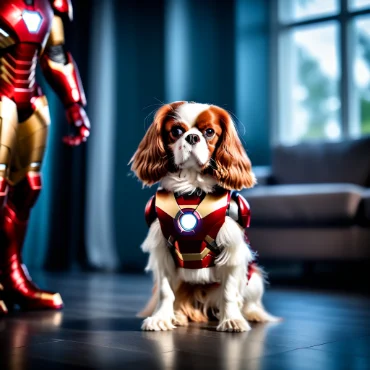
top-left (204, 128), bottom-right (215, 139)
top-left (171, 127), bottom-right (184, 138)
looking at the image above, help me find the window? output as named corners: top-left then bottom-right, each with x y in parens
top-left (273, 0), bottom-right (370, 144)
top-left (354, 16), bottom-right (370, 134)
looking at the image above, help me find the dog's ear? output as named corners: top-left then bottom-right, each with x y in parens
top-left (130, 102), bottom-right (186, 186)
top-left (211, 106), bottom-right (256, 190)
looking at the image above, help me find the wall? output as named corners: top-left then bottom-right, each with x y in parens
top-left (236, 0), bottom-right (271, 165)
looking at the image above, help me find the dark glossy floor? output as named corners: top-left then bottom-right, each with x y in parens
top-left (1, 271), bottom-right (370, 370)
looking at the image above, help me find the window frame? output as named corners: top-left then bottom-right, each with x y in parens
top-left (270, 0), bottom-right (370, 145)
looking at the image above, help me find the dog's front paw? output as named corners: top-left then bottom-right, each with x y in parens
top-left (217, 318), bottom-right (251, 332)
top-left (141, 316), bottom-right (176, 331)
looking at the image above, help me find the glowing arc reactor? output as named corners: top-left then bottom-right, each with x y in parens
top-left (22, 10), bottom-right (43, 33)
top-left (179, 213), bottom-right (198, 231)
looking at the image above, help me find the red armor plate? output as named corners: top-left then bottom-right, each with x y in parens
top-left (145, 195), bottom-right (157, 227)
top-left (155, 189), bottom-right (231, 269)
top-left (0, 0), bottom-right (53, 109)
top-left (231, 191), bottom-right (251, 228)
top-left (145, 189), bottom-right (256, 282)
top-left (51, 0), bottom-right (73, 20)
top-left (0, 0), bottom-right (53, 44)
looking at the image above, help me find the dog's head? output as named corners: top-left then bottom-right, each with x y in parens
top-left (130, 101), bottom-right (256, 190)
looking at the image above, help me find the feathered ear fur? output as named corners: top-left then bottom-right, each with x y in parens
top-left (211, 106), bottom-right (256, 190)
top-left (130, 102), bottom-right (186, 186)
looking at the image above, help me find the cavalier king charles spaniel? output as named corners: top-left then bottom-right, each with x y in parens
top-left (130, 101), bottom-right (278, 332)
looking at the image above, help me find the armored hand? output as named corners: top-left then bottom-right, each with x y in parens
top-left (64, 103), bottom-right (90, 146)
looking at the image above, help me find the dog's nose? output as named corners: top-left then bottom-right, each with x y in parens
top-left (185, 134), bottom-right (200, 145)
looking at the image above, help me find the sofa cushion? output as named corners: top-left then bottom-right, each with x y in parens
top-left (241, 184), bottom-right (364, 227)
top-left (272, 137), bottom-right (370, 186)
top-left (253, 166), bottom-right (274, 186)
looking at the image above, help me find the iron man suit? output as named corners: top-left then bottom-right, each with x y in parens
top-left (0, 0), bottom-right (90, 315)
top-left (145, 189), bottom-right (255, 276)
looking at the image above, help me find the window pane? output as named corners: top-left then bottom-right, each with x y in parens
top-left (279, 23), bottom-right (340, 143)
top-left (350, 0), bottom-right (370, 11)
top-left (279, 0), bottom-right (338, 23)
top-left (354, 17), bottom-right (370, 135)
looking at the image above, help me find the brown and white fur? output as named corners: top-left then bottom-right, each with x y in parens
top-left (130, 101), bottom-right (279, 332)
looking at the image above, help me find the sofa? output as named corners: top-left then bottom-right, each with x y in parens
top-left (241, 137), bottom-right (370, 261)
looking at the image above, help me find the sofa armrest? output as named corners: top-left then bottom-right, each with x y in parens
top-left (242, 183), bottom-right (364, 227)
top-left (360, 189), bottom-right (370, 223)
top-left (253, 166), bottom-right (274, 186)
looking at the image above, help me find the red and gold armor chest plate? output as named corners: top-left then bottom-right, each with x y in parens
top-left (155, 189), bottom-right (231, 269)
top-left (0, 0), bottom-right (53, 107)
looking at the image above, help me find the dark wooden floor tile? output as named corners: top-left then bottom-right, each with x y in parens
top-left (139, 326), bottom-right (294, 361)
top-left (0, 357), bottom-right (92, 370)
top-left (1, 271), bottom-right (369, 370)
top-left (310, 336), bottom-right (370, 357)
top-left (1, 340), bottom-right (166, 370)
top-left (245, 348), bottom-right (370, 370)
top-left (260, 320), bottom-right (370, 344)
top-left (159, 348), bottom-right (275, 370)
top-left (0, 312), bottom-right (64, 349)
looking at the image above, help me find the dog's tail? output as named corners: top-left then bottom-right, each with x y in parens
top-left (243, 265), bottom-right (282, 323)
top-left (137, 283), bottom-right (158, 318)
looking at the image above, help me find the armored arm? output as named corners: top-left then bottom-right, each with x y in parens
top-left (40, 0), bottom-right (90, 146)
top-left (229, 191), bottom-right (251, 244)
top-left (229, 192), bottom-right (251, 228)
top-left (145, 195), bottom-right (157, 227)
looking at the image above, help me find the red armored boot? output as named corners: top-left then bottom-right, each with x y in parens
top-left (0, 174), bottom-right (63, 311)
top-left (0, 175), bottom-right (8, 315)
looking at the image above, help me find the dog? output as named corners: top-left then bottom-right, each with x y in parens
top-left (130, 101), bottom-right (279, 332)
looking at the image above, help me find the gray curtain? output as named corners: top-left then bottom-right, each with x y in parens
top-left (85, 0), bottom-right (119, 271)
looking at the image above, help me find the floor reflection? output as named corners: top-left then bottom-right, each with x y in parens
top-left (141, 321), bottom-right (281, 370)
top-left (1, 273), bottom-right (369, 370)
top-left (0, 311), bottom-right (63, 370)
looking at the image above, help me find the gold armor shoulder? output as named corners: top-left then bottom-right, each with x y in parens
top-left (47, 16), bottom-right (65, 47)
top-left (196, 191), bottom-right (229, 218)
top-left (155, 190), bottom-right (180, 219)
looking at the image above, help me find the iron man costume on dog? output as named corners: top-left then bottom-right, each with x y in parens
top-left (145, 188), bottom-right (256, 274)
top-left (0, 0), bottom-right (89, 315)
